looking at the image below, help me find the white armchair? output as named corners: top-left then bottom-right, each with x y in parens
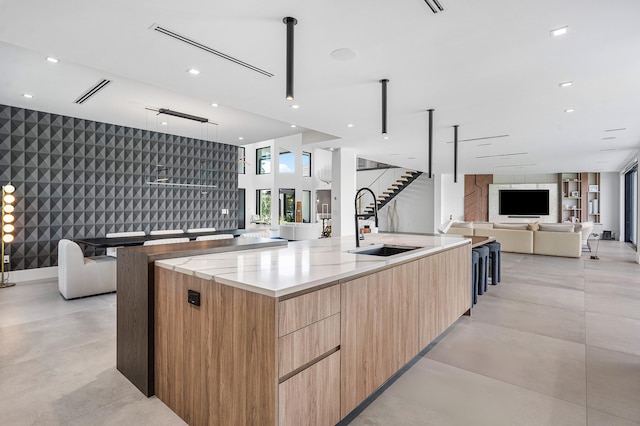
top-left (58, 239), bottom-right (117, 299)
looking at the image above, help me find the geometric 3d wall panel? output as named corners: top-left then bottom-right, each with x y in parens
top-left (0, 104), bottom-right (238, 270)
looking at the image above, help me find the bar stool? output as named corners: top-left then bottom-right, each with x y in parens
top-left (472, 246), bottom-right (489, 295)
top-left (486, 241), bottom-right (501, 285)
top-left (471, 250), bottom-right (480, 305)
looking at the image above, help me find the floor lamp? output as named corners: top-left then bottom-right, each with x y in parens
top-left (1, 183), bottom-right (16, 288)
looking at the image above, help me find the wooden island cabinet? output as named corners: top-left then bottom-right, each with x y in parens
top-left (152, 237), bottom-right (470, 426)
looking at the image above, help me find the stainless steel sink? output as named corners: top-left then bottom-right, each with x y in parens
top-left (350, 244), bottom-right (421, 257)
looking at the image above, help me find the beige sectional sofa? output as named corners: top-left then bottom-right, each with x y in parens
top-left (447, 221), bottom-right (590, 258)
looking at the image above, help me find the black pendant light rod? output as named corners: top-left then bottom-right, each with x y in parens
top-left (380, 79), bottom-right (389, 136)
top-left (454, 125), bottom-right (459, 183)
top-left (283, 17), bottom-right (298, 101)
top-left (428, 109), bottom-right (434, 178)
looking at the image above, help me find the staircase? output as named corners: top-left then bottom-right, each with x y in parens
top-left (360, 170), bottom-right (423, 217)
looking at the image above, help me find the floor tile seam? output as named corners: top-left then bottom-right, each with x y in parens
top-left (482, 293), bottom-right (586, 313)
top-left (0, 333), bottom-right (117, 370)
top-left (584, 306), bottom-right (589, 426)
top-left (0, 304), bottom-right (116, 331)
top-left (585, 343), bottom-right (640, 359)
top-left (469, 315), bottom-right (585, 345)
top-left (500, 282), bottom-right (586, 293)
top-left (584, 308), bottom-right (640, 322)
top-left (462, 316), bottom-right (588, 350)
top-left (496, 280), bottom-right (586, 293)
top-left (587, 407), bottom-right (640, 426)
top-left (423, 357), bottom-right (588, 409)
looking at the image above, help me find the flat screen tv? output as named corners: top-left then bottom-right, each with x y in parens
top-left (499, 189), bottom-right (549, 216)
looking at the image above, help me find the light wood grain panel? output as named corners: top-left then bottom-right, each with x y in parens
top-left (391, 262), bottom-right (420, 365)
top-left (155, 268), bottom-right (277, 426)
top-left (279, 351), bottom-right (341, 426)
top-left (154, 266), bottom-right (193, 421)
top-left (464, 174), bottom-right (493, 222)
top-left (418, 253), bottom-right (439, 348)
top-left (340, 265), bottom-right (419, 417)
top-left (279, 285), bottom-right (340, 336)
top-left (437, 245), bottom-right (471, 334)
top-left (279, 314), bottom-right (340, 378)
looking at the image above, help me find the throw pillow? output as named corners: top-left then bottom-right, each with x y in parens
top-left (538, 223), bottom-right (575, 233)
top-left (493, 223), bottom-right (529, 230)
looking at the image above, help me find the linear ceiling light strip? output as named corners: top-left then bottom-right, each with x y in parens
top-left (74, 79), bottom-right (111, 104)
top-left (152, 25), bottom-right (274, 77)
top-left (446, 134), bottom-right (509, 144)
top-left (380, 79), bottom-right (389, 136)
top-left (157, 108), bottom-right (208, 123)
top-left (283, 17), bottom-right (298, 100)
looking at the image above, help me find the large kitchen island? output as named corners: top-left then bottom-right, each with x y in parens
top-left (152, 233), bottom-right (471, 426)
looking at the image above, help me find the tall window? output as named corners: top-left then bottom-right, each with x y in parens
top-left (279, 150), bottom-right (295, 173)
top-left (256, 189), bottom-right (271, 222)
top-left (238, 147), bottom-right (245, 174)
top-left (302, 152), bottom-right (311, 177)
top-left (279, 189), bottom-right (295, 223)
top-left (256, 147), bottom-right (271, 174)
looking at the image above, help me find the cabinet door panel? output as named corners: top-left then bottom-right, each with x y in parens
top-left (340, 264), bottom-right (418, 417)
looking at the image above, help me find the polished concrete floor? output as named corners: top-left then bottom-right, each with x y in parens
top-left (1, 241), bottom-right (639, 425)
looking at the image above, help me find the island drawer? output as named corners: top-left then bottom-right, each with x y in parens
top-left (279, 350), bottom-right (341, 426)
top-left (278, 313), bottom-right (340, 378)
top-left (278, 284), bottom-right (340, 336)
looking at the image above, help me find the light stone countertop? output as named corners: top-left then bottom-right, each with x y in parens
top-left (155, 233), bottom-right (470, 297)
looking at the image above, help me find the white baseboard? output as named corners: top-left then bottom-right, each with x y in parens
top-left (5, 266), bottom-right (58, 284)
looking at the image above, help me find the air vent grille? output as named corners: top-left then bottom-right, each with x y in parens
top-left (74, 79), bottom-right (111, 104)
top-left (151, 24), bottom-right (274, 77)
top-left (424, 0), bottom-right (444, 13)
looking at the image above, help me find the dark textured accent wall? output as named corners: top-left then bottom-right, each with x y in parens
top-left (0, 104), bottom-right (238, 270)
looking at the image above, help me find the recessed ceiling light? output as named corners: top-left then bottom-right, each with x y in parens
top-left (390, 153), bottom-right (399, 156)
top-left (407, 157), bottom-right (416, 160)
top-left (291, 104), bottom-right (300, 109)
top-left (604, 128), bottom-right (626, 132)
top-left (238, 137), bottom-right (244, 140)
top-left (210, 103), bottom-right (218, 107)
top-left (477, 143), bottom-right (492, 146)
top-left (596, 161), bottom-right (608, 164)
top-left (551, 26), bottom-right (568, 37)
top-left (161, 121), bottom-right (168, 126)
top-left (23, 93), bottom-right (33, 98)
top-left (46, 57), bottom-right (58, 63)
top-left (290, 124), bottom-right (297, 128)
top-left (188, 68), bottom-right (200, 75)
top-left (559, 81), bottom-right (573, 87)
top-left (602, 137), bottom-right (616, 140)
top-left (600, 148), bottom-right (616, 152)
top-left (565, 108), bottom-right (575, 113)
top-left (346, 124), bottom-right (354, 128)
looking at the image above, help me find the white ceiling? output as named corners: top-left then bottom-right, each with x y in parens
top-left (1, 0), bottom-right (639, 174)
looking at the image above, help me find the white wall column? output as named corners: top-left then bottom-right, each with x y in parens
top-left (433, 173), bottom-right (464, 231)
top-left (331, 148), bottom-right (356, 236)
